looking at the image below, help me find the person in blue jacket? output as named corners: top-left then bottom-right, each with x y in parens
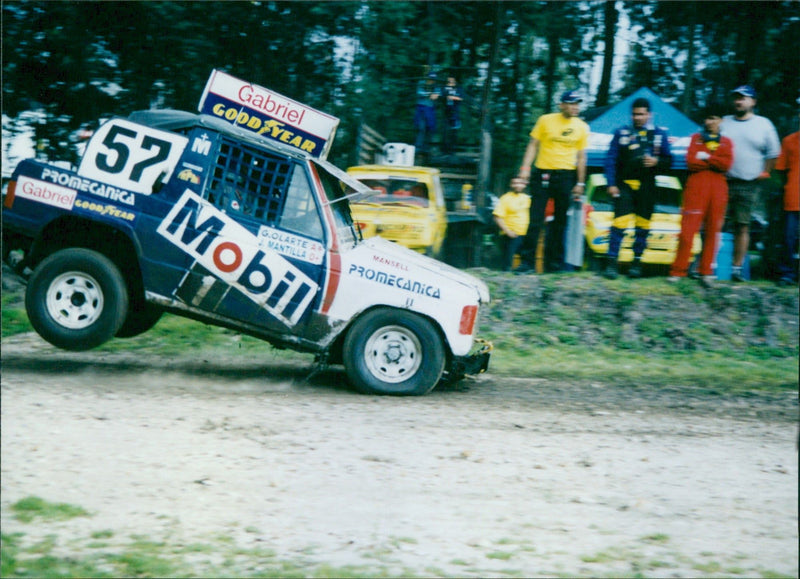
top-left (603, 97), bottom-right (672, 279)
top-left (414, 73), bottom-right (440, 158)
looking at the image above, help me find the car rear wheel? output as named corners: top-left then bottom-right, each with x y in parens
top-left (115, 301), bottom-right (163, 338)
top-left (25, 248), bottom-right (128, 351)
top-left (343, 308), bottom-right (445, 395)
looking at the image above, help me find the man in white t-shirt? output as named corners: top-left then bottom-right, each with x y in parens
top-left (721, 85), bottom-right (781, 281)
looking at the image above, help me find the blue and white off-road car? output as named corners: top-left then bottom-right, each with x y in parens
top-left (2, 71), bottom-right (491, 395)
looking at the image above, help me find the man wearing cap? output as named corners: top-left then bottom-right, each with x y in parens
top-left (721, 85), bottom-right (781, 282)
top-left (602, 97), bottom-right (672, 279)
top-left (516, 90), bottom-right (590, 273)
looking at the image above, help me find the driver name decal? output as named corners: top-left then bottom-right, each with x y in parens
top-left (257, 226), bottom-right (324, 265)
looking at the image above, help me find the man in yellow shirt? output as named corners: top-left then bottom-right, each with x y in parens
top-left (493, 177), bottom-right (531, 271)
top-left (516, 90), bottom-right (589, 273)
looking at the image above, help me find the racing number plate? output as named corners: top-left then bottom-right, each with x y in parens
top-left (78, 119), bottom-right (188, 195)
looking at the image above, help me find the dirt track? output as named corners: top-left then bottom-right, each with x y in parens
top-left (1, 332), bottom-right (798, 577)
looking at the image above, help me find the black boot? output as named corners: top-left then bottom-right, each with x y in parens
top-left (628, 257), bottom-right (642, 279)
top-left (603, 257), bottom-right (618, 280)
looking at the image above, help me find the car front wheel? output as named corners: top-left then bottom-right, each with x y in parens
top-left (25, 248), bottom-right (129, 351)
top-left (343, 308), bottom-right (445, 395)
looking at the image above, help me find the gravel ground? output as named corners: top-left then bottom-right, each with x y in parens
top-left (1, 332), bottom-right (798, 578)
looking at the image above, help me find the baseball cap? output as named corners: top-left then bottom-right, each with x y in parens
top-left (731, 85), bottom-right (756, 98)
top-left (560, 90), bottom-right (582, 104)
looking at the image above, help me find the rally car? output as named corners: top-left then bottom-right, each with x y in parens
top-left (2, 70), bottom-right (491, 396)
top-left (346, 165), bottom-right (448, 258)
top-left (583, 173), bottom-right (701, 265)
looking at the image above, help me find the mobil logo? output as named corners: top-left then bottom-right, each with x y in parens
top-left (157, 191), bottom-right (318, 326)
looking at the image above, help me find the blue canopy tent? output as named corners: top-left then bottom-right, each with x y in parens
top-left (585, 87), bottom-right (700, 171)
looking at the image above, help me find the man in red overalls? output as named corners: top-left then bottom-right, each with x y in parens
top-left (669, 104), bottom-right (734, 287)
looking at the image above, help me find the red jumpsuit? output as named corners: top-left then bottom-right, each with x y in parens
top-left (670, 132), bottom-right (734, 277)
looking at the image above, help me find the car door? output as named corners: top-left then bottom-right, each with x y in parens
top-left (157, 135), bottom-right (327, 335)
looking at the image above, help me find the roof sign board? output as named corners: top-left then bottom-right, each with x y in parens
top-left (198, 69), bottom-right (339, 160)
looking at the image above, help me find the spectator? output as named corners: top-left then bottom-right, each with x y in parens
top-left (515, 90), bottom-right (589, 274)
top-left (602, 97), bottom-right (672, 279)
top-left (774, 110), bottom-right (799, 286)
top-left (493, 177), bottom-right (531, 271)
top-left (414, 73), bottom-right (439, 158)
top-left (669, 103), bottom-right (734, 288)
top-left (441, 75), bottom-right (464, 155)
top-left (721, 85), bottom-right (781, 282)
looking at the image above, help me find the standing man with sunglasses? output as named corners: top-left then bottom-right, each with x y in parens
top-left (516, 90), bottom-right (590, 274)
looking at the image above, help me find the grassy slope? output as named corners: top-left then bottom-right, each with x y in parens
top-left (2, 268), bottom-right (798, 392)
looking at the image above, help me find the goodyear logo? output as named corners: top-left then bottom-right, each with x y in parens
top-left (206, 97), bottom-right (324, 156)
top-left (75, 199), bottom-right (135, 222)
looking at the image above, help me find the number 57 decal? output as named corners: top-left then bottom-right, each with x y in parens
top-left (78, 118), bottom-right (188, 195)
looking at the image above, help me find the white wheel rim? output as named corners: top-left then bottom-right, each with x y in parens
top-left (45, 271), bottom-right (104, 329)
top-left (363, 325), bottom-right (423, 384)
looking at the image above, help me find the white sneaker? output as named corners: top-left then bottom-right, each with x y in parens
top-left (666, 276), bottom-right (680, 283)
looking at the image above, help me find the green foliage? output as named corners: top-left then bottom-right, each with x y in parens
top-left (1, 529), bottom-right (403, 579)
top-left (2, 268), bottom-right (796, 392)
top-left (5, 2), bottom-right (798, 190)
top-left (11, 497), bottom-right (90, 523)
top-left (478, 270), bottom-right (798, 392)
top-left (1, 306), bottom-right (32, 338)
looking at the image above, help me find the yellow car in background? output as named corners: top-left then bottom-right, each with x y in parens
top-left (583, 173), bottom-right (701, 265)
top-left (346, 165), bottom-right (448, 258)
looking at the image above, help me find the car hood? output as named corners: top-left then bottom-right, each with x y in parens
top-left (359, 236), bottom-right (490, 304)
top-left (351, 204), bottom-right (430, 219)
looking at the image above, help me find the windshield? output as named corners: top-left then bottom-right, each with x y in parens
top-left (590, 183), bottom-right (682, 215)
top-left (350, 177), bottom-right (431, 208)
top-left (311, 159), bottom-right (366, 249)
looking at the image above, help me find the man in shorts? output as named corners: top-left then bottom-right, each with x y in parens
top-left (722, 85), bottom-right (781, 281)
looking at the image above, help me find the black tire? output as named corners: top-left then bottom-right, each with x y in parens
top-left (343, 308), bottom-right (445, 395)
top-left (25, 248), bottom-right (129, 351)
top-left (116, 300), bottom-right (163, 338)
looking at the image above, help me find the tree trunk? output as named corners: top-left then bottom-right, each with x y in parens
top-left (596, 0), bottom-right (618, 107)
top-left (477, 2), bottom-right (503, 210)
top-left (680, 4), bottom-right (698, 114)
top-left (543, 30), bottom-right (561, 110)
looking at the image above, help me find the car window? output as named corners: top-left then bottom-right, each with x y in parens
top-left (313, 163), bottom-right (359, 250)
top-left (353, 178), bottom-right (430, 208)
top-left (206, 136), bottom-right (291, 223)
top-left (590, 183), bottom-right (682, 215)
top-left (204, 137), bottom-right (325, 240)
top-left (279, 168), bottom-right (323, 239)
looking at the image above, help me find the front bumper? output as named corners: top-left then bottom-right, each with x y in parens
top-left (447, 339), bottom-right (492, 379)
